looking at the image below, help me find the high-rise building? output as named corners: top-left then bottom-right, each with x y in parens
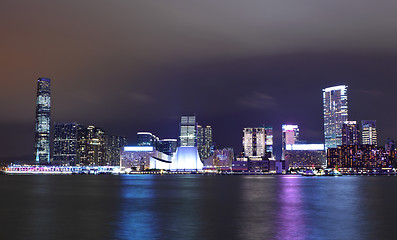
top-left (179, 116), bottom-right (197, 147)
top-left (243, 127), bottom-right (273, 158)
top-left (282, 125), bottom-right (299, 159)
top-left (106, 135), bottom-right (127, 166)
top-left (342, 121), bottom-right (360, 145)
top-left (361, 120), bottom-right (377, 146)
top-left (34, 78), bottom-right (51, 164)
top-left (197, 125), bottom-right (213, 160)
top-left (137, 132), bottom-right (158, 147)
top-left (77, 126), bottom-right (106, 166)
top-left (53, 122), bottom-right (82, 165)
top-left (323, 85), bottom-right (348, 150)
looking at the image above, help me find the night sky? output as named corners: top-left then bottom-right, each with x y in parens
top-left (1, 0), bottom-right (397, 162)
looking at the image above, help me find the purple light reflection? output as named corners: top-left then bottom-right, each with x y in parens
top-left (276, 176), bottom-right (306, 240)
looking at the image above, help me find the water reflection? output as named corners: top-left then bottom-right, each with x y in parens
top-left (276, 176), bottom-right (306, 240)
top-left (116, 175), bottom-right (158, 239)
top-left (1, 175), bottom-right (396, 240)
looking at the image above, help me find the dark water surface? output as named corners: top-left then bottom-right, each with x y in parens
top-left (1, 175), bottom-right (396, 240)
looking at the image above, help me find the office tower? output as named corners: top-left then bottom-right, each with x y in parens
top-left (265, 127), bottom-right (274, 157)
top-left (323, 85), bottom-right (348, 150)
top-left (342, 121), bottom-right (360, 145)
top-left (34, 78), bottom-right (51, 164)
top-left (197, 125), bottom-right (213, 160)
top-left (157, 139), bottom-right (178, 155)
top-left (137, 132), bottom-right (158, 147)
top-left (243, 127), bottom-right (273, 157)
top-left (106, 135), bottom-right (127, 166)
top-left (282, 125), bottom-right (299, 159)
top-left (53, 122), bottom-right (82, 165)
top-left (179, 116), bottom-right (197, 147)
top-left (77, 126), bottom-right (106, 166)
top-left (361, 120), bottom-right (377, 146)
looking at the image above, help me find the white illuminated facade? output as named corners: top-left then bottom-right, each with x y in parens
top-left (243, 127), bottom-right (273, 158)
top-left (323, 85), bottom-right (348, 150)
top-left (122, 145), bottom-right (203, 171)
top-left (170, 147), bottom-right (203, 171)
top-left (285, 144), bottom-right (325, 151)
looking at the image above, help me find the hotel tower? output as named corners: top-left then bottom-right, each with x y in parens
top-left (323, 85), bottom-right (348, 150)
top-left (34, 78), bottom-right (51, 164)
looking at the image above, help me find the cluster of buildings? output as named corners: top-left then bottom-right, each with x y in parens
top-left (33, 78), bottom-right (395, 173)
top-left (322, 85), bottom-right (395, 171)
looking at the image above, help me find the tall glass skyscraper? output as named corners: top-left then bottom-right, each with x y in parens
top-left (323, 85), bottom-right (348, 150)
top-left (197, 125), bottom-right (213, 160)
top-left (34, 78), bottom-right (51, 164)
top-left (179, 116), bottom-right (197, 147)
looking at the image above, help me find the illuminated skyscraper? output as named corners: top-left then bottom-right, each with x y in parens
top-left (197, 125), bottom-right (213, 160)
top-left (361, 120), bottom-right (377, 146)
top-left (179, 116), bottom-right (197, 147)
top-left (243, 127), bottom-right (273, 157)
top-left (77, 125), bottom-right (106, 166)
top-left (323, 85), bottom-right (348, 150)
top-left (106, 135), bottom-right (127, 166)
top-left (34, 78), bottom-right (51, 164)
top-left (53, 122), bottom-right (82, 165)
top-left (282, 125), bottom-right (299, 159)
top-left (342, 121), bottom-right (360, 145)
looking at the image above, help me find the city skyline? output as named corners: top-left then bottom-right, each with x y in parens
top-left (2, 1), bottom-right (397, 162)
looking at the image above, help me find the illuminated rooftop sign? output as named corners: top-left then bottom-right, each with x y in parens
top-left (282, 125), bottom-right (299, 131)
top-left (286, 144), bottom-right (325, 151)
top-left (124, 146), bottom-right (154, 152)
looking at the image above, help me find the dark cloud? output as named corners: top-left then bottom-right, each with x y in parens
top-left (1, 0), bottom-right (397, 160)
top-left (238, 92), bottom-right (278, 110)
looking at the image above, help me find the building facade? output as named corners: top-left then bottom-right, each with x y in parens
top-left (180, 116), bottom-right (197, 147)
top-left (361, 120), bottom-right (377, 146)
top-left (323, 85), bottom-right (348, 150)
top-left (203, 148), bottom-right (234, 170)
top-left (106, 135), bottom-right (127, 166)
top-left (342, 121), bottom-right (360, 145)
top-left (157, 139), bottom-right (178, 155)
top-left (243, 127), bottom-right (273, 158)
top-left (77, 126), bottom-right (106, 166)
top-left (282, 124), bottom-right (299, 159)
top-left (327, 145), bottom-right (394, 169)
top-left (34, 78), bottom-right (51, 164)
top-left (53, 122), bottom-right (82, 165)
top-left (197, 125), bottom-right (213, 161)
top-left (137, 132), bottom-right (158, 147)
top-left (284, 144), bottom-right (326, 168)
